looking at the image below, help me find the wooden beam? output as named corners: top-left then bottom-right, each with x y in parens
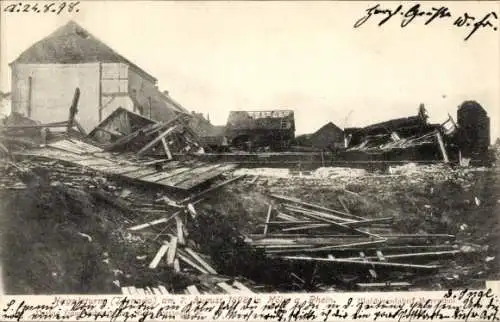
top-left (128, 210), bottom-right (181, 231)
top-left (232, 281), bottom-right (254, 293)
top-left (343, 217), bottom-right (394, 228)
top-left (435, 131), bottom-right (449, 163)
top-left (184, 248), bottom-right (218, 274)
top-left (276, 212), bottom-right (301, 222)
top-left (177, 253), bottom-right (209, 274)
top-left (137, 125), bottom-right (178, 156)
top-left (175, 215), bottom-right (185, 245)
top-left (279, 256), bottom-right (441, 270)
top-left (186, 203), bottom-right (198, 219)
top-left (347, 250), bottom-right (462, 261)
top-left (281, 224), bottom-right (331, 232)
top-left (67, 88), bottom-right (80, 133)
top-left (217, 282), bottom-right (241, 294)
top-left (283, 205), bottom-right (353, 223)
top-left (173, 258), bottom-right (180, 272)
top-left (270, 194), bottom-right (366, 221)
top-left (151, 287), bottom-right (162, 295)
top-left (357, 282), bottom-right (411, 288)
top-left (264, 220), bottom-right (321, 225)
top-left (263, 205), bottom-right (273, 235)
top-left (149, 243), bottom-right (169, 269)
top-left (301, 239), bottom-right (388, 252)
top-left (161, 137), bottom-right (173, 160)
top-left (158, 285), bottom-right (170, 294)
top-left (186, 285), bottom-right (201, 295)
top-left (280, 207), bottom-right (380, 238)
top-left (166, 237), bottom-right (178, 266)
top-left (73, 119), bottom-right (87, 136)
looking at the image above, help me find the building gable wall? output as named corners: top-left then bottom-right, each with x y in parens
top-left (11, 63), bottom-right (100, 132)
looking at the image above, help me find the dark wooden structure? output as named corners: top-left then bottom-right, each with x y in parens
top-left (225, 110), bottom-right (295, 151)
top-left (456, 101), bottom-right (490, 159)
top-left (294, 122), bottom-right (344, 151)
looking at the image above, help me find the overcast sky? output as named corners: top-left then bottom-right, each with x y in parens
top-left (1, 1), bottom-right (499, 138)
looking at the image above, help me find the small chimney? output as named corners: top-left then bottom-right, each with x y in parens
top-left (163, 90), bottom-right (169, 96)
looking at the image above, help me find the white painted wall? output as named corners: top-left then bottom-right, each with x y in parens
top-left (11, 63), bottom-right (100, 132)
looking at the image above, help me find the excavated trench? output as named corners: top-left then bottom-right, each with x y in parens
top-left (1, 150), bottom-right (499, 293)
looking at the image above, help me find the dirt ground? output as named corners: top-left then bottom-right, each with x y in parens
top-left (198, 149), bottom-right (500, 291)
top-left (1, 146), bottom-right (499, 294)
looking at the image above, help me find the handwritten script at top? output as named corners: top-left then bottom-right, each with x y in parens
top-left (354, 3), bottom-right (498, 41)
top-left (0, 288), bottom-right (499, 321)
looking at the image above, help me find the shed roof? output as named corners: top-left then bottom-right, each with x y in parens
top-left (11, 20), bottom-right (157, 82)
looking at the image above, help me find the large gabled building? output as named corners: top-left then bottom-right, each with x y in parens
top-left (10, 20), bottom-right (189, 133)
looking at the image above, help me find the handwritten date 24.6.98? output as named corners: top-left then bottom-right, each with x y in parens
top-left (3, 2), bottom-right (80, 15)
top-left (354, 3), bottom-right (498, 41)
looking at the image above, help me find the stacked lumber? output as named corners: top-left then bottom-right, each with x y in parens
top-left (246, 194), bottom-right (480, 280)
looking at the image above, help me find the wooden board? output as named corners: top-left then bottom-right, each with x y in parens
top-left (176, 164), bottom-right (237, 190)
top-left (232, 281), bottom-right (254, 293)
top-left (158, 285), bottom-right (169, 294)
top-left (149, 244), bottom-right (170, 269)
top-left (186, 285), bottom-right (201, 295)
top-left (166, 237), bottom-right (178, 266)
top-left (160, 164), bottom-right (223, 187)
top-left (73, 159), bottom-right (116, 167)
top-left (184, 248), bottom-right (217, 274)
top-left (110, 165), bottom-right (143, 174)
top-left (19, 142), bottom-right (238, 191)
top-left (145, 167), bottom-right (197, 183)
top-left (124, 168), bottom-right (160, 179)
top-left (217, 282), bottom-right (241, 294)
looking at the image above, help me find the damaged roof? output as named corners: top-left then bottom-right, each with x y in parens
top-left (11, 20), bottom-right (157, 82)
top-left (226, 110), bottom-right (295, 131)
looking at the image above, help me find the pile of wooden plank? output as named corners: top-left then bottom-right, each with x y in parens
top-left (246, 194), bottom-right (480, 287)
top-left (126, 199), bottom-right (259, 295)
top-left (122, 279), bottom-right (256, 295)
top-left (104, 114), bottom-right (203, 159)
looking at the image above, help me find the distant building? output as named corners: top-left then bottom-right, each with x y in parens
top-left (10, 20), bottom-right (189, 133)
top-left (188, 111), bottom-right (228, 151)
top-left (294, 122), bottom-right (344, 150)
top-left (456, 101), bottom-right (490, 158)
top-left (225, 110), bottom-right (295, 150)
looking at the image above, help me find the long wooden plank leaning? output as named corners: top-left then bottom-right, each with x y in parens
top-left (137, 125), bottom-right (179, 156)
top-left (184, 248), bottom-right (218, 274)
top-left (149, 243), bottom-right (170, 269)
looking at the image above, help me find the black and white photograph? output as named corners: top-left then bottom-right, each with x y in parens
top-left (0, 1), bottom-right (499, 319)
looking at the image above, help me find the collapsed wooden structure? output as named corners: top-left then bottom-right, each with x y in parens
top-left (14, 138), bottom-right (237, 192)
top-left (246, 194), bottom-right (479, 289)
